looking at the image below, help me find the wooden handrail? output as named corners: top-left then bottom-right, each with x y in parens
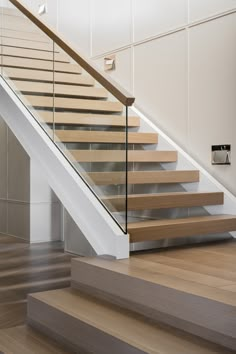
top-left (8, 0), bottom-right (135, 106)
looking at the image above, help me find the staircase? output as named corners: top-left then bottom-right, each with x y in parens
top-left (1, 2), bottom-right (236, 353)
top-left (1, 3), bottom-right (236, 254)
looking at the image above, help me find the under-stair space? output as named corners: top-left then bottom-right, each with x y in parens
top-left (1, 4), bottom-right (236, 255)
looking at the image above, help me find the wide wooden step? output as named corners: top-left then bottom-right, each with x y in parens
top-left (4, 67), bottom-right (92, 86)
top-left (41, 111), bottom-right (140, 127)
top-left (105, 191), bottom-right (224, 211)
top-left (0, 325), bottom-right (70, 354)
top-left (87, 170), bottom-right (199, 185)
top-left (56, 130), bottom-right (158, 144)
top-left (1, 56), bottom-right (82, 74)
top-left (128, 215), bottom-right (236, 243)
top-left (14, 80), bottom-right (108, 99)
top-left (70, 149), bottom-right (176, 162)
top-left (28, 288), bottom-right (227, 354)
top-left (72, 254), bottom-right (236, 351)
top-left (1, 46), bottom-right (69, 62)
top-left (25, 95), bottom-right (123, 113)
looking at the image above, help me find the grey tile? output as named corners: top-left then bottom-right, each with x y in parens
top-left (0, 118), bottom-right (7, 199)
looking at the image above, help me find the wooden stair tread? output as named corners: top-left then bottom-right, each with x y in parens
top-left (1, 46), bottom-right (69, 62)
top-left (4, 67), bottom-right (92, 85)
top-left (41, 111), bottom-right (140, 127)
top-left (86, 170), bottom-right (199, 185)
top-left (25, 95), bottom-right (123, 113)
top-left (56, 130), bottom-right (158, 144)
top-left (0, 325), bottom-right (71, 354)
top-left (104, 191), bottom-right (224, 211)
top-left (13, 80), bottom-right (108, 99)
top-left (2, 37), bottom-right (57, 52)
top-left (2, 56), bottom-right (82, 74)
top-left (128, 214), bottom-right (236, 242)
top-left (29, 288), bottom-right (228, 354)
top-left (2, 28), bottom-right (50, 42)
top-left (70, 149), bottom-right (176, 162)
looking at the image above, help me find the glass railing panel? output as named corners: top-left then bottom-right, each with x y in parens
top-left (0, 0), bottom-right (129, 234)
top-left (53, 69), bottom-right (128, 232)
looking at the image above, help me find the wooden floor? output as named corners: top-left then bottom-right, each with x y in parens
top-left (0, 234), bottom-right (74, 354)
top-left (131, 238), bottom-right (236, 295)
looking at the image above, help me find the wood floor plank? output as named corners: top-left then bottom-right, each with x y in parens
top-left (0, 235), bottom-right (72, 329)
top-left (137, 253), bottom-right (236, 282)
top-left (0, 325), bottom-right (72, 353)
top-left (131, 256), bottom-right (234, 288)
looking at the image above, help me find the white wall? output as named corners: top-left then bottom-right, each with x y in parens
top-left (7, 0), bottom-right (236, 197)
top-left (84, 0), bottom-right (236, 196)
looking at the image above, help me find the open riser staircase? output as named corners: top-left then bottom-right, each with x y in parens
top-left (0, 3), bottom-right (236, 255)
top-left (0, 2), bottom-right (236, 354)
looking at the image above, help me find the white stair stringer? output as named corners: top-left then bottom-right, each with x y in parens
top-left (0, 77), bottom-right (129, 259)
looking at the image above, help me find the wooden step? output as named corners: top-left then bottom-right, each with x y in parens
top-left (0, 325), bottom-right (70, 354)
top-left (1, 7), bottom-right (22, 17)
top-left (4, 67), bottom-right (92, 86)
top-left (41, 111), bottom-right (140, 127)
top-left (56, 130), bottom-right (158, 144)
top-left (87, 170), bottom-right (199, 185)
top-left (2, 28), bottom-right (52, 43)
top-left (104, 192), bottom-right (224, 211)
top-left (71, 255), bottom-right (236, 351)
top-left (25, 95), bottom-right (123, 113)
top-left (2, 37), bottom-right (57, 52)
top-left (1, 56), bottom-right (82, 74)
top-left (27, 288), bottom-right (228, 354)
top-left (1, 46), bottom-right (69, 62)
top-left (70, 149), bottom-right (176, 162)
top-left (128, 215), bottom-right (236, 243)
top-left (13, 80), bottom-right (108, 99)
top-left (0, 14), bottom-right (41, 32)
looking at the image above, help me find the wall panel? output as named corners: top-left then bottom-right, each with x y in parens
top-left (133, 0), bottom-right (188, 42)
top-left (189, 0), bottom-right (236, 22)
top-left (134, 31), bottom-right (188, 147)
top-left (91, 0), bottom-right (131, 56)
top-left (189, 13), bottom-right (236, 194)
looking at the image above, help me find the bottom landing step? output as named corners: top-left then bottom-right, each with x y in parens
top-left (28, 288), bottom-right (233, 354)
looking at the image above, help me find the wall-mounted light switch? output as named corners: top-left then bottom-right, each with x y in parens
top-left (211, 145), bottom-right (231, 165)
